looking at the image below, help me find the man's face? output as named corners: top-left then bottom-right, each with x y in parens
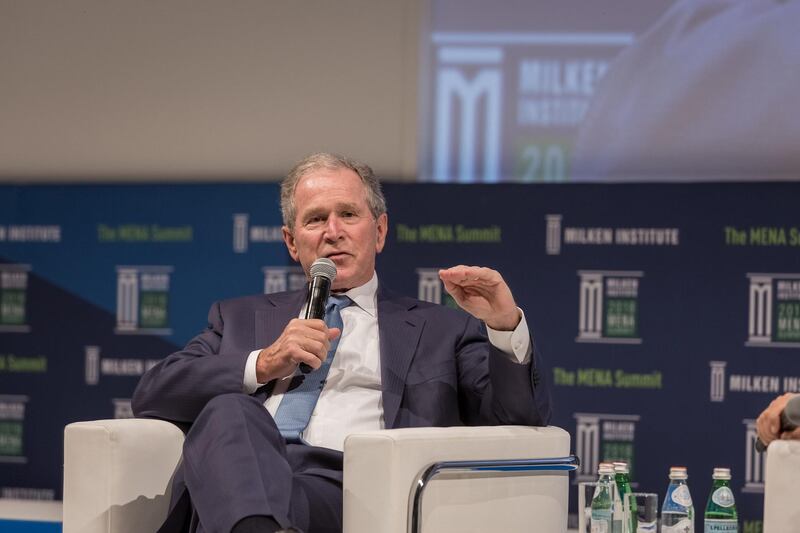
top-left (282, 167), bottom-right (387, 290)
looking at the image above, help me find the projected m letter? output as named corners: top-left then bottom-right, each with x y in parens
top-left (434, 47), bottom-right (502, 183)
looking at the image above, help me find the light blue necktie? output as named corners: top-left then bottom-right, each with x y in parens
top-left (273, 294), bottom-right (350, 443)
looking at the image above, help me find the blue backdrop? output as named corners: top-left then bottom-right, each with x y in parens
top-left (1, 181), bottom-right (798, 529)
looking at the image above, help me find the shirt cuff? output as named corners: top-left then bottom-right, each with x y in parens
top-left (486, 308), bottom-right (532, 364)
top-left (243, 349), bottom-right (265, 393)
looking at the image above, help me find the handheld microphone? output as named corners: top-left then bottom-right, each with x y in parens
top-left (299, 258), bottom-right (337, 373)
top-left (756, 394), bottom-right (800, 452)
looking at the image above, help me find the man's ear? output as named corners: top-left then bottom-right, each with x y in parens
top-left (375, 213), bottom-right (388, 254)
top-left (282, 226), bottom-right (299, 261)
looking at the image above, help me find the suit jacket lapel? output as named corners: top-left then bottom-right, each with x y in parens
top-left (253, 289), bottom-right (306, 399)
top-left (254, 290), bottom-right (306, 349)
top-left (378, 286), bottom-right (424, 429)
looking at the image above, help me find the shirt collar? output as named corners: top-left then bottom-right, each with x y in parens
top-left (338, 271), bottom-right (378, 317)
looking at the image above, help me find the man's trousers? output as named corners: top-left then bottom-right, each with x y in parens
top-left (159, 393), bottom-right (344, 533)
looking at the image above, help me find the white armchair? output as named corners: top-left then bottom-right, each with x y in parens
top-left (63, 419), bottom-right (184, 533)
top-left (64, 420), bottom-right (575, 533)
top-left (763, 439), bottom-right (800, 533)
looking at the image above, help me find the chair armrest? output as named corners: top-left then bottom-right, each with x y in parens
top-left (63, 419), bottom-right (185, 533)
top-left (764, 439), bottom-right (800, 533)
top-left (343, 425), bottom-right (571, 533)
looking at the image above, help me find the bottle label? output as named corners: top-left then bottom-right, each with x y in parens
top-left (663, 518), bottom-right (694, 532)
top-left (704, 519), bottom-right (738, 533)
top-left (711, 487), bottom-right (735, 508)
top-left (671, 484), bottom-right (693, 507)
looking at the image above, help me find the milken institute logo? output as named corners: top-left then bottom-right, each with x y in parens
top-left (0, 395), bottom-right (28, 463)
top-left (262, 266), bottom-right (307, 294)
top-left (574, 412), bottom-right (640, 482)
top-left (115, 266), bottom-right (173, 335)
top-left (85, 345), bottom-right (161, 386)
top-left (747, 273), bottom-right (800, 348)
top-left (233, 214), bottom-right (283, 254)
top-left (417, 268), bottom-right (459, 309)
top-left (577, 270), bottom-right (643, 344)
top-left (742, 419), bottom-right (765, 493)
top-left (0, 264), bottom-right (30, 333)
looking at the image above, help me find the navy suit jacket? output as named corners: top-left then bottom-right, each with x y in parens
top-left (133, 284), bottom-right (552, 532)
top-left (132, 284), bottom-right (551, 430)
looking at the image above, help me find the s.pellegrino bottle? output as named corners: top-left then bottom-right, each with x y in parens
top-left (591, 463), bottom-right (616, 533)
top-left (704, 468), bottom-right (738, 533)
top-left (614, 462), bottom-right (637, 533)
top-left (661, 466), bottom-right (694, 533)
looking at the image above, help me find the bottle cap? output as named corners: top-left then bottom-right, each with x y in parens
top-left (598, 462), bottom-right (615, 475)
top-left (613, 461), bottom-right (629, 474)
top-left (669, 466), bottom-right (688, 479)
top-left (712, 467), bottom-right (731, 480)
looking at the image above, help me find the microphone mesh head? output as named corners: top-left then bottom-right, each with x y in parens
top-left (310, 257), bottom-right (337, 281)
top-left (785, 394), bottom-right (800, 425)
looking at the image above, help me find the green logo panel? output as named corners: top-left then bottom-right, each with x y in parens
top-left (443, 292), bottom-right (460, 310)
top-left (602, 441), bottom-right (635, 478)
top-left (139, 291), bottom-right (169, 329)
top-left (776, 302), bottom-right (800, 342)
top-left (605, 299), bottom-right (638, 338)
top-left (0, 289), bottom-right (26, 325)
top-left (0, 422), bottom-right (23, 456)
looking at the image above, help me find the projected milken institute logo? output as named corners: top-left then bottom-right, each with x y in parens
top-left (429, 32), bottom-right (631, 183)
top-left (115, 266), bottom-right (173, 335)
top-left (746, 273), bottom-right (800, 348)
top-left (577, 271), bottom-right (643, 344)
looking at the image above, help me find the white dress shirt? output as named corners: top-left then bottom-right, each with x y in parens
top-left (244, 272), bottom-right (531, 451)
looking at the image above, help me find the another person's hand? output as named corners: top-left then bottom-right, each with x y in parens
top-left (757, 392), bottom-right (800, 447)
top-left (439, 265), bottom-right (520, 331)
top-left (255, 319), bottom-right (340, 383)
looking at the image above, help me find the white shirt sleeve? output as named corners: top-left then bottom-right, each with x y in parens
top-left (485, 308), bottom-right (532, 364)
top-left (243, 349), bottom-right (265, 393)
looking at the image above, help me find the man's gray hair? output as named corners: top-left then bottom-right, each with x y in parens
top-left (280, 152), bottom-right (387, 230)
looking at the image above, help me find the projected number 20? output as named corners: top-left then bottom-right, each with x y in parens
top-left (520, 144), bottom-right (566, 182)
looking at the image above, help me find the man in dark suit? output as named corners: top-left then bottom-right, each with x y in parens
top-left (132, 153), bottom-right (551, 533)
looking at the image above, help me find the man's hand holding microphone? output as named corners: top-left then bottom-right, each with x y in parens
top-left (756, 392), bottom-right (800, 451)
